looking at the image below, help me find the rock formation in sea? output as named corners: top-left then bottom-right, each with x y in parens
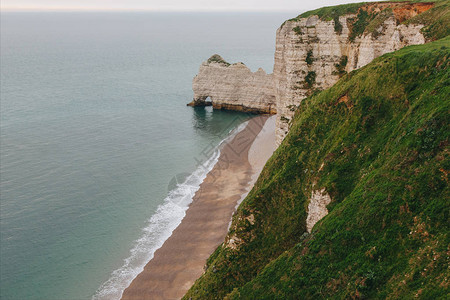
top-left (187, 54), bottom-right (276, 114)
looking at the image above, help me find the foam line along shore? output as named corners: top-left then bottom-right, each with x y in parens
top-left (121, 115), bottom-right (276, 300)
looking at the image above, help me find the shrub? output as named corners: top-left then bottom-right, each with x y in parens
top-left (207, 54), bottom-right (230, 66)
top-left (333, 55), bottom-right (348, 77)
top-left (349, 9), bottom-right (372, 41)
top-left (334, 15), bottom-right (343, 34)
top-left (292, 26), bottom-right (303, 35)
top-left (304, 71), bottom-right (317, 89)
top-left (305, 50), bottom-right (314, 65)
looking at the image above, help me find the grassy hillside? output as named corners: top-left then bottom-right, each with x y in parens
top-left (184, 36), bottom-right (449, 299)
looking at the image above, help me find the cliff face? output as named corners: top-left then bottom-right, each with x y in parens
top-left (274, 2), bottom-right (433, 143)
top-left (189, 3), bottom-right (435, 143)
top-left (188, 55), bottom-right (276, 114)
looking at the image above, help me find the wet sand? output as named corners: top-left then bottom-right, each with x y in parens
top-left (121, 115), bottom-right (276, 300)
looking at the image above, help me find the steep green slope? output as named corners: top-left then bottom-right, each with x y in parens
top-left (185, 37), bottom-right (449, 299)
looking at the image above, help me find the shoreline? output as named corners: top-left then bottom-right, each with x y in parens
top-left (121, 115), bottom-right (276, 300)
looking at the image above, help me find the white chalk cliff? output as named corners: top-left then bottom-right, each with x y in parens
top-left (274, 2), bottom-right (433, 143)
top-left (189, 2), bottom-right (434, 143)
top-left (188, 55), bottom-right (276, 114)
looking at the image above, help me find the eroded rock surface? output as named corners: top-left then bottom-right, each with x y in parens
top-left (188, 55), bottom-right (276, 114)
top-left (306, 189), bottom-right (332, 233)
top-left (274, 2), bottom-right (432, 143)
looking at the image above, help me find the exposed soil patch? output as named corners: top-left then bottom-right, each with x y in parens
top-left (362, 2), bottom-right (435, 23)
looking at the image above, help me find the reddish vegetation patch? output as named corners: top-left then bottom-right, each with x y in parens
top-left (393, 2), bottom-right (435, 23)
top-left (361, 2), bottom-right (435, 23)
top-left (336, 93), bottom-right (353, 109)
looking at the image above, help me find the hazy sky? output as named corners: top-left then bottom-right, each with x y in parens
top-left (2, 0), bottom-right (381, 12)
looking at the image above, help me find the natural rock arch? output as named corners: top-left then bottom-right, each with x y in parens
top-left (187, 55), bottom-right (276, 114)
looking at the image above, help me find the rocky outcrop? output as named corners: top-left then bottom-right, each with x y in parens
top-left (274, 2), bottom-right (433, 144)
top-left (188, 55), bottom-right (276, 114)
top-left (306, 189), bottom-right (332, 233)
top-left (189, 3), bottom-right (434, 143)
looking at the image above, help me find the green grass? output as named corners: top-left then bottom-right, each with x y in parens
top-left (348, 9), bottom-right (371, 41)
top-left (184, 37), bottom-right (450, 300)
top-left (291, 2), bottom-right (364, 35)
top-left (297, 2), bottom-right (364, 20)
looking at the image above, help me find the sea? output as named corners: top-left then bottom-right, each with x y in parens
top-left (0, 11), bottom-right (292, 300)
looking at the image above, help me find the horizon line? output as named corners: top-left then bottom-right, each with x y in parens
top-left (1, 7), bottom-right (300, 13)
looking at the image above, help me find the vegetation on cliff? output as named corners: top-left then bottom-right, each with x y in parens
top-left (288, 1), bottom-right (449, 41)
top-left (207, 54), bottom-right (231, 66)
top-left (407, 0), bottom-right (450, 40)
top-left (184, 36), bottom-right (449, 299)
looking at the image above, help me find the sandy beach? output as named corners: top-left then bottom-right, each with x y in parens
top-left (121, 115), bottom-right (276, 300)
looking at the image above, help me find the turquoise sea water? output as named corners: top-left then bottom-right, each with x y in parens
top-left (0, 12), bottom-right (292, 299)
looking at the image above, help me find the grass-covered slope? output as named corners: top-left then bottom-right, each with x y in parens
top-left (184, 37), bottom-right (450, 299)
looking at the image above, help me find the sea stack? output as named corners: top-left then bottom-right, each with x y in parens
top-left (188, 54), bottom-right (276, 114)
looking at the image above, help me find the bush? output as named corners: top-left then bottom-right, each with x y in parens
top-left (207, 54), bottom-right (230, 66)
top-left (333, 55), bottom-right (348, 77)
top-left (304, 71), bottom-right (317, 89)
top-left (305, 50), bottom-right (314, 65)
top-left (292, 26), bottom-right (303, 35)
top-left (349, 9), bottom-right (372, 41)
top-left (334, 15), bottom-right (343, 34)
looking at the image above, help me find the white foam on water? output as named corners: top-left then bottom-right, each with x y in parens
top-left (92, 120), bottom-right (249, 300)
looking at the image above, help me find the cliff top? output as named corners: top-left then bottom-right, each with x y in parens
top-left (203, 54), bottom-right (270, 74)
top-left (297, 1), bottom-right (435, 19)
top-left (284, 0), bottom-right (448, 41)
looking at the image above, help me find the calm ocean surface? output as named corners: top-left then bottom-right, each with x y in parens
top-left (0, 12), bottom-right (292, 299)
